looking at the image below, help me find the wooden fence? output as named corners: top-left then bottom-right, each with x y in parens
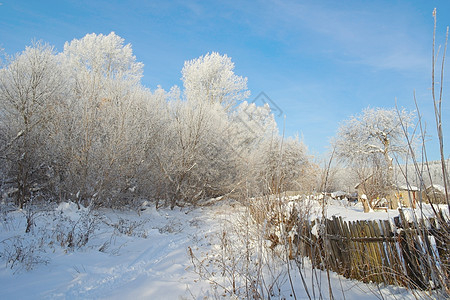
top-left (292, 210), bottom-right (449, 290)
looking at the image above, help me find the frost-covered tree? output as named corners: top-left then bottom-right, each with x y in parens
top-left (154, 91), bottom-right (240, 208)
top-left (59, 32), bottom-right (145, 205)
top-left (148, 53), bottom-right (252, 207)
top-left (231, 102), bottom-right (277, 151)
top-left (335, 107), bottom-right (414, 211)
top-left (0, 42), bottom-right (65, 208)
top-left (0, 35), bottom-right (315, 209)
top-left (182, 52), bottom-right (250, 110)
top-left (63, 32), bottom-right (143, 84)
top-left (252, 136), bottom-right (311, 195)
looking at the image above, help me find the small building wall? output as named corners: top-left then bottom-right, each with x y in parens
top-left (394, 189), bottom-right (417, 208)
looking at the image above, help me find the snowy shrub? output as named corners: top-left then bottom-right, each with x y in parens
top-left (107, 217), bottom-right (148, 238)
top-left (391, 11), bottom-right (450, 295)
top-left (0, 203), bottom-right (17, 231)
top-left (188, 211), bottom-right (288, 299)
top-left (52, 205), bottom-right (99, 250)
top-left (188, 196), bottom-right (319, 299)
top-left (0, 235), bottom-right (48, 273)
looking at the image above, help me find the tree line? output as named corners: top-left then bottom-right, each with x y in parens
top-left (0, 32), bottom-right (315, 209)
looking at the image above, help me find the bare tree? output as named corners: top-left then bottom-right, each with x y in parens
top-left (335, 107), bottom-right (414, 211)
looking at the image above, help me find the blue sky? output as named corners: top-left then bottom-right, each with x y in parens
top-left (1, 0), bottom-right (449, 160)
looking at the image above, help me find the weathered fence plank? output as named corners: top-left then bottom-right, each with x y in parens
top-left (293, 210), bottom-right (449, 290)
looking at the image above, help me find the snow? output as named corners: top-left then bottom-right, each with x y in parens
top-left (0, 202), bottom-right (212, 299)
top-left (290, 196), bottom-right (449, 223)
top-left (325, 200), bottom-right (394, 222)
top-left (0, 200), bottom-right (445, 299)
top-left (395, 184), bottom-right (420, 191)
top-left (428, 184), bottom-right (446, 193)
top-left (330, 191), bottom-right (347, 198)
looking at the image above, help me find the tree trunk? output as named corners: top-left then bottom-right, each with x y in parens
top-left (362, 198), bottom-right (371, 213)
top-left (383, 138), bottom-right (396, 209)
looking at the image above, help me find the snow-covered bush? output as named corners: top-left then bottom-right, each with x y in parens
top-left (0, 235), bottom-right (48, 272)
top-left (53, 205), bottom-right (99, 250)
top-left (188, 208), bottom-right (288, 299)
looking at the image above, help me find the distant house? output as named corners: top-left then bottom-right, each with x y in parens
top-left (354, 176), bottom-right (420, 209)
top-left (423, 184), bottom-right (447, 204)
top-left (393, 184), bottom-right (419, 208)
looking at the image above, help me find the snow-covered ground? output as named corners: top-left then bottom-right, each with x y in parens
top-left (325, 198), bottom-right (449, 222)
top-left (0, 199), bottom-right (444, 299)
top-left (0, 201), bottom-right (215, 299)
